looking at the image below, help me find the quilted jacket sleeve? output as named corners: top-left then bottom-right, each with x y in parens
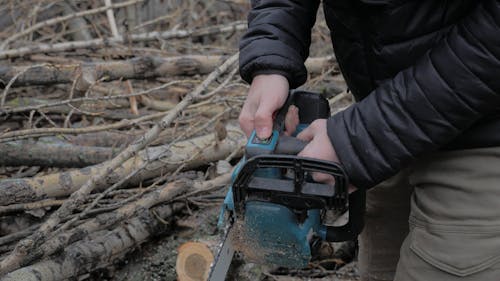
top-left (239, 0), bottom-right (320, 89)
top-left (328, 0), bottom-right (500, 189)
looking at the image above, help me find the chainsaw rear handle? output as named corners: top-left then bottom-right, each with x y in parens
top-left (324, 189), bottom-right (365, 242)
top-left (276, 136), bottom-right (365, 242)
top-left (275, 137), bottom-right (365, 242)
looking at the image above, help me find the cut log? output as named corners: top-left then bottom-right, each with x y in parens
top-left (176, 242), bottom-right (215, 281)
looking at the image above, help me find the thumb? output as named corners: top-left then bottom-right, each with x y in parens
top-left (296, 125), bottom-right (314, 142)
top-left (254, 100), bottom-right (280, 139)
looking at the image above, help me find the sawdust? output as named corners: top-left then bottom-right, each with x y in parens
top-left (229, 216), bottom-right (303, 267)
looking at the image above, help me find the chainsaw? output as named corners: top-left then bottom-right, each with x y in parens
top-left (210, 90), bottom-right (366, 280)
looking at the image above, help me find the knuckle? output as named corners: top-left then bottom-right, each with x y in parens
top-left (238, 112), bottom-right (252, 124)
top-left (311, 119), bottom-right (322, 128)
top-left (254, 111), bottom-right (270, 123)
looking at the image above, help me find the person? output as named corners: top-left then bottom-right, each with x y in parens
top-left (237, 1), bottom-right (500, 281)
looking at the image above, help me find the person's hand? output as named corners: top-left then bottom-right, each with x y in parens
top-left (239, 74), bottom-right (289, 139)
top-left (296, 119), bottom-right (339, 185)
top-left (297, 119), bottom-right (358, 193)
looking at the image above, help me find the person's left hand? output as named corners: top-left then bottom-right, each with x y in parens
top-left (296, 119), bottom-right (358, 193)
top-left (296, 119), bottom-right (339, 185)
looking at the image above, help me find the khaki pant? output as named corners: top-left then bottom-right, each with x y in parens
top-left (360, 147), bottom-right (500, 281)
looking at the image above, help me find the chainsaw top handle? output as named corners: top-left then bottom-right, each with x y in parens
top-left (245, 89), bottom-right (330, 159)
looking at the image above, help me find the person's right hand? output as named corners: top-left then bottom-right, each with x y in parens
top-left (239, 74), bottom-right (289, 139)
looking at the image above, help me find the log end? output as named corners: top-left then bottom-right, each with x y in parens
top-left (176, 242), bottom-right (214, 281)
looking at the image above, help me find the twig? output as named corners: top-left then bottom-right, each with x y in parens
top-left (104, 0), bottom-right (120, 39)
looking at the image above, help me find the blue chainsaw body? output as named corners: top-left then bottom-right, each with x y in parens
top-left (220, 162), bottom-right (326, 267)
top-left (218, 90), bottom-right (365, 268)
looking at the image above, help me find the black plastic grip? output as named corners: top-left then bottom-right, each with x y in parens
top-left (293, 90), bottom-right (330, 123)
top-left (325, 190), bottom-right (366, 242)
top-left (274, 90), bottom-right (331, 133)
top-left (274, 135), bottom-right (308, 155)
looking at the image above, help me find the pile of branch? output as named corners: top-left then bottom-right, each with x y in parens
top-left (0, 1), bottom-right (346, 280)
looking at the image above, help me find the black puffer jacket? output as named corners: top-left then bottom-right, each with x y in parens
top-left (239, 0), bottom-right (500, 189)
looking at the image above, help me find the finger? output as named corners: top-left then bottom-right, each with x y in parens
top-left (238, 100), bottom-right (258, 138)
top-left (284, 105), bottom-right (299, 136)
top-left (311, 172), bottom-right (335, 186)
top-left (254, 99), bottom-right (283, 139)
top-left (296, 124), bottom-right (314, 142)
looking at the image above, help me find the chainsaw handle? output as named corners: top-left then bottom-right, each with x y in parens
top-left (274, 135), bottom-right (308, 155)
top-left (324, 189), bottom-right (366, 242)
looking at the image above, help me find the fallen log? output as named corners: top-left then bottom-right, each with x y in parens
top-left (0, 56), bottom-right (222, 88)
top-left (63, 131), bottom-right (140, 147)
top-left (0, 55), bottom-right (336, 88)
top-left (0, 141), bottom-right (120, 167)
top-left (0, 124), bottom-right (245, 206)
top-left (1, 202), bottom-right (186, 281)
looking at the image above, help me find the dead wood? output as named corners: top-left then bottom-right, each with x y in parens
top-left (0, 55), bottom-right (335, 89)
top-left (0, 22), bottom-right (246, 59)
top-left (0, 4), bottom-right (64, 31)
top-left (0, 56), bottom-right (218, 88)
top-left (0, 55), bottom-right (238, 274)
top-left (0, 199), bottom-right (64, 216)
top-left (0, 0), bottom-right (142, 50)
top-left (0, 110), bottom-right (167, 142)
top-left (1, 202), bottom-right (186, 281)
top-left (64, 131), bottom-right (140, 147)
top-left (176, 241), bottom-right (215, 281)
top-left (0, 124), bottom-right (244, 206)
top-left (18, 173), bottom-right (231, 269)
top-left (0, 141), bottom-right (119, 167)
top-left (61, 3), bottom-right (92, 41)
